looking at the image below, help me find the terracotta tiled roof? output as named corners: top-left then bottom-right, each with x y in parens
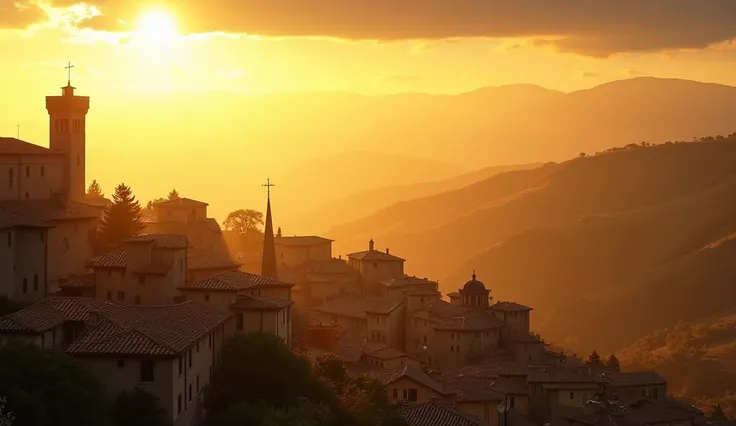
top-left (399, 401), bottom-right (489, 426)
top-left (0, 297), bottom-right (110, 333)
top-left (607, 371), bottom-right (667, 387)
top-left (444, 378), bottom-right (504, 402)
top-left (230, 295), bottom-right (292, 310)
top-left (310, 294), bottom-right (402, 319)
top-left (0, 199), bottom-right (100, 222)
top-left (490, 301), bottom-right (532, 312)
top-left (179, 270), bottom-right (293, 292)
top-left (371, 364), bottom-right (448, 395)
top-left (347, 249), bottom-right (405, 262)
top-left (187, 248), bottom-right (242, 271)
top-left (275, 236), bottom-right (333, 247)
top-left (0, 137), bottom-right (57, 155)
top-left (66, 301), bottom-right (233, 356)
top-left (94, 250), bottom-right (127, 268)
top-left (364, 342), bottom-right (416, 360)
top-left (124, 234), bottom-right (188, 249)
top-left (153, 198), bottom-right (209, 208)
top-left (0, 207), bottom-right (51, 229)
top-left (59, 273), bottom-right (96, 289)
top-left (380, 275), bottom-right (438, 289)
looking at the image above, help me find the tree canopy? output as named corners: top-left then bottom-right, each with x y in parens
top-left (606, 354), bottom-right (621, 372)
top-left (585, 351), bottom-right (603, 367)
top-left (110, 387), bottom-right (167, 426)
top-left (167, 189), bottom-right (180, 200)
top-left (98, 183), bottom-right (145, 248)
top-left (87, 180), bottom-right (103, 197)
top-left (222, 209), bottom-right (264, 235)
top-left (205, 333), bottom-right (406, 426)
top-left (0, 342), bottom-right (109, 426)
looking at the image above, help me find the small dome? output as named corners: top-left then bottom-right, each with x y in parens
top-left (462, 271), bottom-right (487, 293)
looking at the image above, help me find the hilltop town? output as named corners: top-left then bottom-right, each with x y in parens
top-left (0, 82), bottom-right (729, 426)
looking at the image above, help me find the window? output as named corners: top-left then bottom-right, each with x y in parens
top-left (408, 389), bottom-right (418, 402)
top-left (117, 360), bottom-right (125, 368)
top-left (451, 346), bottom-right (454, 352)
top-left (237, 314), bottom-right (243, 331)
top-left (25, 192), bottom-right (29, 199)
top-left (138, 276), bottom-right (145, 285)
top-left (204, 293), bottom-right (210, 302)
top-left (177, 395), bottom-right (182, 415)
top-left (373, 262), bottom-right (378, 269)
top-left (188, 383), bottom-right (193, 402)
top-left (570, 392), bottom-right (575, 400)
top-left (140, 360), bottom-right (155, 382)
top-left (33, 274), bottom-right (38, 291)
top-left (22, 279), bottom-right (28, 293)
top-left (117, 291), bottom-right (125, 301)
top-left (402, 389), bottom-right (408, 400)
top-left (392, 389), bottom-right (398, 400)
top-left (8, 168), bottom-right (13, 189)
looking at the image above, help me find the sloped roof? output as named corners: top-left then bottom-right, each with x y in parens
top-left (0, 207), bottom-right (52, 229)
top-left (399, 401), bottom-right (490, 426)
top-left (490, 301), bottom-right (532, 312)
top-left (66, 301), bottom-right (233, 356)
top-left (346, 249), bottom-right (405, 262)
top-left (124, 234), bottom-right (188, 249)
top-left (187, 247), bottom-right (242, 271)
top-left (93, 250), bottom-right (127, 268)
top-left (310, 294), bottom-right (403, 319)
top-left (153, 198), bottom-right (209, 208)
top-left (369, 364), bottom-right (448, 395)
top-left (275, 236), bottom-right (333, 246)
top-left (445, 378), bottom-right (505, 402)
top-left (58, 273), bottom-right (96, 289)
top-left (0, 199), bottom-right (100, 222)
top-left (527, 366), bottom-right (606, 384)
top-left (607, 371), bottom-right (667, 387)
top-left (0, 297), bottom-right (111, 333)
top-left (179, 270), bottom-right (294, 292)
top-left (380, 275), bottom-right (438, 288)
top-left (0, 137), bottom-right (58, 155)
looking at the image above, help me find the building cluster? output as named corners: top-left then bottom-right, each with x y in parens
top-left (0, 81), bottom-right (712, 426)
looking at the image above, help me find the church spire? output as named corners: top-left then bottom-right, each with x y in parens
top-left (261, 178), bottom-right (278, 279)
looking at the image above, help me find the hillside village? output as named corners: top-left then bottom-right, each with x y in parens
top-left (0, 83), bottom-right (733, 426)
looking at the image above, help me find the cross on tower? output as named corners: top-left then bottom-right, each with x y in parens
top-left (262, 178), bottom-right (275, 199)
top-left (65, 62), bottom-right (75, 86)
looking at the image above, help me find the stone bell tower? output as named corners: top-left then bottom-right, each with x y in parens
top-left (45, 62), bottom-right (90, 201)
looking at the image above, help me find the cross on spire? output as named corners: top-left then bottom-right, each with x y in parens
top-left (262, 178), bottom-right (275, 199)
top-left (65, 62), bottom-right (75, 86)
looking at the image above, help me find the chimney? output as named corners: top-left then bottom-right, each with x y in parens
top-left (386, 248), bottom-right (390, 254)
top-left (369, 239), bottom-right (374, 251)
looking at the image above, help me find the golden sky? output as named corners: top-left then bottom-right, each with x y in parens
top-left (2, 0), bottom-right (736, 228)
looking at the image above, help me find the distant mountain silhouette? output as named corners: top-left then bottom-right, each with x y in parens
top-left (326, 137), bottom-right (736, 356)
top-left (70, 76), bottom-right (736, 228)
top-left (295, 163), bottom-right (539, 234)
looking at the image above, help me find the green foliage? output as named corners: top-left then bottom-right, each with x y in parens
top-left (206, 333), bottom-right (406, 426)
top-left (0, 342), bottom-right (109, 426)
top-left (110, 387), bottom-right (167, 426)
top-left (222, 209), bottom-right (264, 234)
top-left (0, 297), bottom-right (27, 317)
top-left (99, 183), bottom-right (145, 247)
top-left (605, 354), bottom-right (620, 372)
top-left (87, 179), bottom-right (104, 197)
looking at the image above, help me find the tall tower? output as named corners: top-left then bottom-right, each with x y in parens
top-left (261, 178), bottom-right (278, 279)
top-left (46, 63), bottom-right (90, 201)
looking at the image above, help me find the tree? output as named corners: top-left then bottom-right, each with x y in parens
top-left (87, 180), bottom-right (103, 197)
top-left (606, 354), bottom-right (621, 372)
top-left (167, 189), bottom-right (180, 200)
top-left (0, 342), bottom-right (109, 426)
top-left (0, 397), bottom-right (14, 426)
top-left (710, 404), bottom-right (727, 419)
top-left (98, 183), bottom-right (145, 248)
top-left (222, 209), bottom-right (264, 234)
top-left (146, 198), bottom-right (166, 210)
top-left (586, 351), bottom-right (603, 367)
top-left (111, 387), bottom-right (167, 426)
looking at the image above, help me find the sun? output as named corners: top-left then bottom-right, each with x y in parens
top-left (135, 8), bottom-right (178, 43)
